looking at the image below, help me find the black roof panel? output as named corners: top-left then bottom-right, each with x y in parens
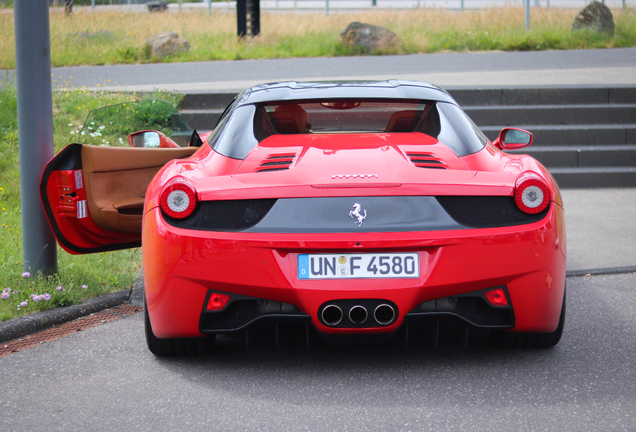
top-left (234, 80), bottom-right (458, 106)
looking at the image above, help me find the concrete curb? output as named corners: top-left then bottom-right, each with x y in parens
top-left (0, 289), bottom-right (130, 344)
top-left (129, 271), bottom-right (145, 308)
top-left (566, 266), bottom-right (636, 278)
top-left (0, 271), bottom-right (145, 345)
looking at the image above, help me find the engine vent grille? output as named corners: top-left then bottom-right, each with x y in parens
top-left (163, 199), bottom-right (277, 231)
top-left (406, 152), bottom-right (448, 170)
top-left (257, 154), bottom-right (297, 173)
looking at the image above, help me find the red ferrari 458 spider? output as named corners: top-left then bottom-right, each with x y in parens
top-left (41, 81), bottom-right (566, 356)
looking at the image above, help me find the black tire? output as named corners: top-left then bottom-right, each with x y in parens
top-left (491, 288), bottom-right (566, 349)
top-left (144, 299), bottom-right (215, 356)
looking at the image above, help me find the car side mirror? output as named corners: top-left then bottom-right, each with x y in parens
top-left (129, 130), bottom-right (180, 148)
top-left (493, 128), bottom-right (533, 150)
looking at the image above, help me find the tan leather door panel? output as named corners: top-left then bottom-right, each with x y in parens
top-left (81, 146), bottom-right (197, 233)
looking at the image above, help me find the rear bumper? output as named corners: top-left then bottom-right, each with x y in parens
top-left (143, 203), bottom-right (566, 339)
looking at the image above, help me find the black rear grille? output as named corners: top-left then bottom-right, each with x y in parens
top-left (163, 199), bottom-right (277, 231)
top-left (200, 294), bottom-right (308, 332)
top-left (436, 196), bottom-right (549, 228)
top-left (407, 152), bottom-right (448, 170)
top-left (407, 287), bottom-right (514, 328)
top-left (164, 196), bottom-right (547, 232)
top-left (257, 154), bottom-right (296, 173)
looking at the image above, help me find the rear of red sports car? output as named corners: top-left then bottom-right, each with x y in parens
top-left (141, 82), bottom-right (566, 355)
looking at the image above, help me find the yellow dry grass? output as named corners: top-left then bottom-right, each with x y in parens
top-left (0, 7), bottom-right (633, 68)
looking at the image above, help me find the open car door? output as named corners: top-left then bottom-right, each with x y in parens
top-left (40, 100), bottom-right (196, 254)
top-left (41, 144), bottom-right (196, 254)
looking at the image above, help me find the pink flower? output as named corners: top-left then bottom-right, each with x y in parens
top-left (43, 293), bottom-right (51, 301)
top-left (56, 286), bottom-right (64, 292)
top-left (31, 294), bottom-right (43, 302)
top-left (81, 285), bottom-right (88, 290)
top-left (1, 292), bottom-right (9, 300)
top-left (21, 272), bottom-right (30, 278)
top-left (19, 300), bottom-right (28, 307)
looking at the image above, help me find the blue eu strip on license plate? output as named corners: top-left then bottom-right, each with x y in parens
top-left (298, 253), bottom-right (419, 279)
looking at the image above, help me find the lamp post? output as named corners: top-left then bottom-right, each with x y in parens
top-left (14, 0), bottom-right (58, 275)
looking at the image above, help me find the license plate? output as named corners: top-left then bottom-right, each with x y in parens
top-left (297, 253), bottom-right (419, 279)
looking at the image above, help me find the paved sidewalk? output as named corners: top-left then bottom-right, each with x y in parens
top-left (42, 48), bottom-right (636, 93)
top-left (562, 188), bottom-right (636, 273)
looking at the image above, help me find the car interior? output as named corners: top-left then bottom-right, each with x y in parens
top-left (80, 145), bottom-right (197, 233)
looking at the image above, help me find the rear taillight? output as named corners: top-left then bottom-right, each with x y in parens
top-left (160, 178), bottom-right (197, 219)
top-left (484, 288), bottom-right (509, 307)
top-left (514, 175), bottom-right (550, 214)
top-left (206, 292), bottom-right (231, 311)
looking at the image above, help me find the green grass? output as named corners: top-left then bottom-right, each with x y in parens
top-left (0, 7), bottom-right (635, 68)
top-left (0, 84), bottom-right (182, 322)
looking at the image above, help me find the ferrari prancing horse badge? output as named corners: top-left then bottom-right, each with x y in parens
top-left (349, 203), bottom-right (367, 227)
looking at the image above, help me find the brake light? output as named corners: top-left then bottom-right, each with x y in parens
top-left (160, 178), bottom-right (197, 219)
top-left (206, 292), bottom-right (231, 311)
top-left (484, 288), bottom-right (508, 307)
top-left (514, 175), bottom-right (550, 214)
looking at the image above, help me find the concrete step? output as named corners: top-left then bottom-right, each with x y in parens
top-left (465, 104), bottom-right (636, 127)
top-left (177, 87), bottom-right (636, 188)
top-left (179, 86), bottom-right (636, 110)
top-left (448, 87), bottom-right (636, 107)
top-left (180, 93), bottom-right (236, 111)
top-left (178, 87), bottom-right (636, 111)
top-left (509, 145), bottom-right (636, 168)
top-left (180, 109), bottom-right (224, 132)
top-left (481, 124), bottom-right (636, 146)
top-left (548, 167), bottom-right (636, 188)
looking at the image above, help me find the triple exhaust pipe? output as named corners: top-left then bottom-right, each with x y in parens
top-left (321, 302), bottom-right (396, 327)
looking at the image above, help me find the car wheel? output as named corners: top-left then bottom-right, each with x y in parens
top-left (144, 299), bottom-right (215, 356)
top-left (491, 288), bottom-right (566, 349)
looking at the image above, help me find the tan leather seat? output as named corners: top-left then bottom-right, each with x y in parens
top-left (272, 104), bottom-right (311, 134)
top-left (385, 110), bottom-right (419, 133)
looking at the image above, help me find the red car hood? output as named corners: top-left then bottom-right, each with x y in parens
top-left (237, 133), bottom-right (467, 179)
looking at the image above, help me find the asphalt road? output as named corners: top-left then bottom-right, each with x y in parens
top-left (1, 271), bottom-right (635, 431)
top-left (42, 47), bottom-right (636, 92)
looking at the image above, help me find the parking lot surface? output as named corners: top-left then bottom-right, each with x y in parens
top-left (1, 272), bottom-right (635, 431)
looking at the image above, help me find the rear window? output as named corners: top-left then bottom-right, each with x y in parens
top-left (260, 100), bottom-right (430, 134)
top-left (208, 99), bottom-right (487, 159)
